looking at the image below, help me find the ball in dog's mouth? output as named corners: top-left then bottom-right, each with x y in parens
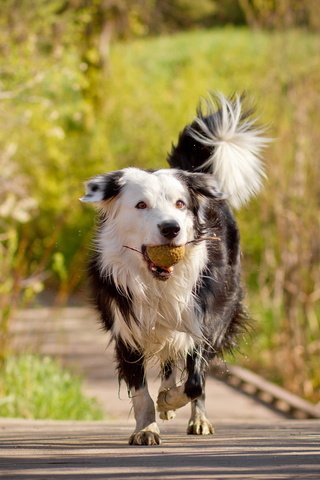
top-left (142, 244), bottom-right (186, 280)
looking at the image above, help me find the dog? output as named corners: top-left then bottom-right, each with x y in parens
top-left (80, 93), bottom-right (268, 445)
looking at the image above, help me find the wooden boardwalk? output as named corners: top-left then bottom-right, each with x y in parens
top-left (2, 307), bottom-right (320, 479)
top-left (1, 418), bottom-right (320, 479)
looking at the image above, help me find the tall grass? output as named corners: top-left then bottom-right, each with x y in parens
top-left (1, 27), bottom-right (319, 401)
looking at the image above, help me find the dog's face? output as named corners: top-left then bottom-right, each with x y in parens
top-left (81, 168), bottom-right (222, 280)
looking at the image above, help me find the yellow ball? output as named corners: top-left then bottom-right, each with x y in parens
top-left (146, 244), bottom-right (186, 268)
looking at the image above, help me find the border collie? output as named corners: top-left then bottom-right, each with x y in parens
top-left (81, 93), bottom-right (268, 445)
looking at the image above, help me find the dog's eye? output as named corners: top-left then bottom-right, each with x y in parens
top-left (175, 200), bottom-right (186, 209)
top-left (135, 201), bottom-right (148, 209)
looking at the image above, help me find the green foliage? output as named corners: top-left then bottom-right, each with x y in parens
top-left (0, 355), bottom-right (104, 420)
top-left (0, 146), bottom-right (42, 357)
top-left (0, 8), bottom-right (319, 402)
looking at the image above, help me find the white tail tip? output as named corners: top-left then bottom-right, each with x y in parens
top-left (190, 93), bottom-right (270, 209)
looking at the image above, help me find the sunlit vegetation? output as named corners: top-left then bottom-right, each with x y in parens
top-left (1, 1), bottom-right (319, 403)
top-left (0, 355), bottom-right (104, 419)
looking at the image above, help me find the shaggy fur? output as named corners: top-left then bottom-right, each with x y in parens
top-left (81, 93), bottom-right (268, 445)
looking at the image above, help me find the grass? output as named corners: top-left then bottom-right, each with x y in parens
top-left (0, 355), bottom-right (104, 420)
top-left (1, 26), bottom-right (319, 402)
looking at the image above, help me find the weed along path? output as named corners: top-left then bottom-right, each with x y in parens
top-left (2, 307), bottom-right (320, 479)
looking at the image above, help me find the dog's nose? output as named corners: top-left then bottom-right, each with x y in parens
top-left (158, 221), bottom-right (181, 239)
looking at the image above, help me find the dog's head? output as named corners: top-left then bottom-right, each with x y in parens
top-left (81, 168), bottom-right (222, 280)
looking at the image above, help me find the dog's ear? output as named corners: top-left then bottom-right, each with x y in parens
top-left (80, 171), bottom-right (124, 203)
top-left (177, 171), bottom-right (225, 201)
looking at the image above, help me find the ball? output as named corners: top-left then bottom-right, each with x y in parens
top-left (146, 244), bottom-right (186, 268)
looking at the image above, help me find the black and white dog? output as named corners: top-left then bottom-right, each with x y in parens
top-left (81, 93), bottom-right (267, 445)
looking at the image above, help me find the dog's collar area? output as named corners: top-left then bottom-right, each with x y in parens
top-left (141, 245), bottom-right (174, 281)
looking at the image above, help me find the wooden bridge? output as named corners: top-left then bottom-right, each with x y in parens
top-left (1, 307), bottom-right (320, 479)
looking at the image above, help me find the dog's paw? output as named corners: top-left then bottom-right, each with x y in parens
top-left (159, 409), bottom-right (176, 421)
top-left (129, 430), bottom-right (161, 446)
top-left (129, 423), bottom-right (161, 446)
top-left (187, 415), bottom-right (214, 435)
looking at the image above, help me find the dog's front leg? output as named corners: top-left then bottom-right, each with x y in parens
top-left (158, 361), bottom-right (178, 421)
top-left (157, 348), bottom-right (203, 413)
top-left (115, 340), bottom-right (160, 445)
top-left (187, 391), bottom-right (214, 435)
top-left (157, 348), bottom-right (213, 435)
top-left (130, 385), bottom-right (160, 445)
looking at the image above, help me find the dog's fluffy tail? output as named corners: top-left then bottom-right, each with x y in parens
top-left (168, 93), bottom-right (270, 209)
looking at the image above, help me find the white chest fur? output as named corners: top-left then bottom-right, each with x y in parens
top-left (109, 243), bottom-right (208, 362)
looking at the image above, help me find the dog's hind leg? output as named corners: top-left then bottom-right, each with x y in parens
top-left (115, 340), bottom-right (160, 445)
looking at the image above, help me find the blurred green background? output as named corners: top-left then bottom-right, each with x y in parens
top-left (1, 0), bottom-right (319, 408)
